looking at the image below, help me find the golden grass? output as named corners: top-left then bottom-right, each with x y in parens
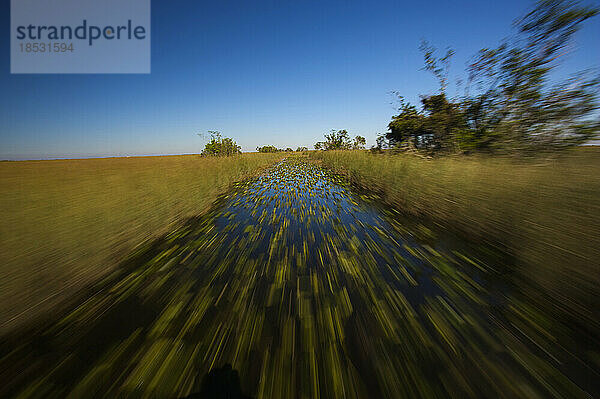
top-left (312, 148), bottom-right (600, 325)
top-left (0, 153), bottom-right (283, 332)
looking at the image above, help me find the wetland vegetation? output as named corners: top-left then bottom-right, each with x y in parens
top-left (2, 1), bottom-right (599, 398)
top-left (1, 156), bottom-right (598, 398)
top-left (0, 153), bottom-right (283, 333)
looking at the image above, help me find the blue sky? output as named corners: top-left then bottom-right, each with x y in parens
top-left (1, 0), bottom-right (599, 159)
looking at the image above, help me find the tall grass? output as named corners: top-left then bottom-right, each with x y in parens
top-left (0, 153), bottom-right (282, 332)
top-left (312, 148), bottom-right (599, 331)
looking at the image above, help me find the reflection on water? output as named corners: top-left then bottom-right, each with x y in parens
top-left (0, 158), bottom-right (594, 398)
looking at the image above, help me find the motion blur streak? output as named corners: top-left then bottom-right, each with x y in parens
top-left (0, 158), bottom-right (596, 398)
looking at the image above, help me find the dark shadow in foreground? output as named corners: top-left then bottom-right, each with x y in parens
top-left (180, 364), bottom-right (253, 399)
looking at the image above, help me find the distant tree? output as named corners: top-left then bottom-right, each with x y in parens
top-left (370, 133), bottom-right (390, 153)
top-left (321, 129), bottom-right (352, 150)
top-left (314, 142), bottom-right (324, 150)
top-left (200, 131), bottom-right (241, 156)
top-left (376, 134), bottom-right (389, 150)
top-left (296, 146), bottom-right (308, 152)
top-left (352, 136), bottom-right (366, 150)
top-left (256, 145), bottom-right (281, 153)
top-left (285, 148), bottom-right (293, 152)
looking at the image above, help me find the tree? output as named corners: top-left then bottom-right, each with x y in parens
top-left (389, 0), bottom-right (600, 155)
top-left (420, 40), bottom-right (454, 94)
top-left (316, 131), bottom-right (367, 151)
top-left (257, 145), bottom-right (280, 153)
top-left (463, 0), bottom-right (600, 153)
top-left (387, 96), bottom-right (426, 148)
top-left (352, 136), bottom-right (366, 150)
top-left (321, 129), bottom-right (352, 150)
top-left (420, 93), bottom-right (466, 152)
top-left (376, 134), bottom-right (390, 150)
top-left (296, 147), bottom-right (308, 152)
top-left (371, 133), bottom-right (390, 153)
top-left (200, 131), bottom-right (241, 156)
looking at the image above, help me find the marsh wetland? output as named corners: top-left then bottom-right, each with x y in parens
top-left (0, 158), bottom-right (596, 398)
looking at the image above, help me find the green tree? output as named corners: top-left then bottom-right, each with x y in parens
top-left (463, 0), bottom-right (600, 153)
top-left (296, 146), bottom-right (308, 152)
top-left (256, 145), bottom-right (280, 153)
top-left (376, 134), bottom-right (389, 150)
top-left (200, 131), bottom-right (241, 156)
top-left (388, 94), bottom-right (468, 153)
top-left (420, 40), bottom-right (454, 94)
top-left (352, 136), bottom-right (366, 150)
top-left (370, 133), bottom-right (390, 153)
top-left (321, 129), bottom-right (352, 150)
top-left (390, 0), bottom-right (599, 155)
top-left (421, 94), bottom-right (466, 152)
top-left (387, 97), bottom-right (426, 148)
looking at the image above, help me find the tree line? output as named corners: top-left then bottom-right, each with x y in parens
top-left (315, 130), bottom-right (366, 150)
top-left (384, 0), bottom-right (599, 155)
top-left (199, 1), bottom-right (598, 157)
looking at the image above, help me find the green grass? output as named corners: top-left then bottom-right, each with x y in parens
top-left (0, 153), bottom-right (283, 332)
top-left (1, 155), bottom-right (597, 397)
top-left (311, 148), bottom-right (600, 332)
top-left (6, 158), bottom-right (592, 398)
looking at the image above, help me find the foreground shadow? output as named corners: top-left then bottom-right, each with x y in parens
top-left (180, 364), bottom-right (253, 399)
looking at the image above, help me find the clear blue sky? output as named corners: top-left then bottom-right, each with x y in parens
top-left (1, 0), bottom-right (599, 159)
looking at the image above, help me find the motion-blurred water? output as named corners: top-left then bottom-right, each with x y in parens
top-left (0, 159), bottom-right (594, 398)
